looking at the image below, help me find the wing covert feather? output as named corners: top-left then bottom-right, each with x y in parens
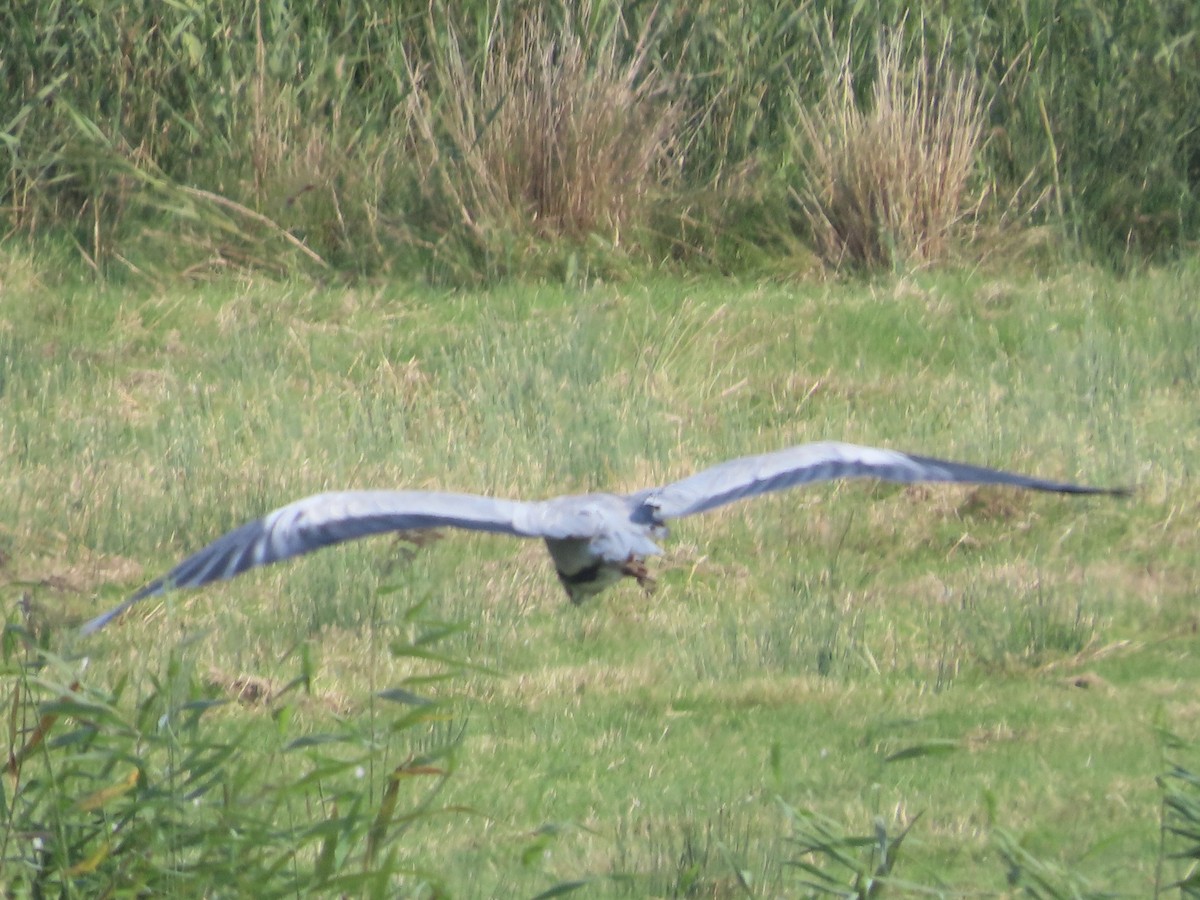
top-left (637, 441), bottom-right (1125, 520)
top-left (81, 490), bottom-right (542, 634)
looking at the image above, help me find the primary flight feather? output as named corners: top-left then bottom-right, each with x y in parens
top-left (81, 441), bottom-right (1127, 634)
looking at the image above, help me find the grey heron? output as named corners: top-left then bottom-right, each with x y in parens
top-left (80, 441), bottom-right (1127, 634)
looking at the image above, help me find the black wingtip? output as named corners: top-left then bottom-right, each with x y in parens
top-left (79, 604), bottom-right (127, 636)
top-left (78, 578), bottom-right (167, 635)
top-left (1083, 484), bottom-right (1134, 498)
top-left (1043, 483), bottom-right (1133, 498)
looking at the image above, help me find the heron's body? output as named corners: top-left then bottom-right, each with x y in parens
top-left (80, 441), bottom-right (1126, 634)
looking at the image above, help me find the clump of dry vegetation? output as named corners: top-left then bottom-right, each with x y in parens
top-left (402, 4), bottom-right (681, 277)
top-left (791, 30), bottom-right (986, 270)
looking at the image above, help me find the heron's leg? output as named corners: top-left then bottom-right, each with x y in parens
top-left (620, 557), bottom-right (656, 594)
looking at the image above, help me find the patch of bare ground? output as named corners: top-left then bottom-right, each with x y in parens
top-left (204, 666), bottom-right (353, 714)
top-left (6, 543), bottom-right (144, 604)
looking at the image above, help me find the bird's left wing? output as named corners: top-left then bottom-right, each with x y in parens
top-left (81, 490), bottom-right (544, 634)
top-left (633, 441), bottom-right (1128, 521)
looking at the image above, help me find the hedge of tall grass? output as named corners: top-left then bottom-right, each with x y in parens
top-left (2, 0), bottom-right (1197, 278)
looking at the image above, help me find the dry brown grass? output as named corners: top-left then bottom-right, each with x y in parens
top-left (792, 28), bottom-right (986, 270)
top-left (403, 4), bottom-right (681, 255)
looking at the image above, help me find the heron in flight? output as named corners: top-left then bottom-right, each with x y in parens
top-left (80, 441), bottom-right (1126, 634)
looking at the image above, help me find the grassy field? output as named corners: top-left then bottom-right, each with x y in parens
top-left (3, 248), bottom-right (1199, 895)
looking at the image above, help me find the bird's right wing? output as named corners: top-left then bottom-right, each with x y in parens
top-left (81, 490), bottom-right (546, 634)
top-left (633, 441), bottom-right (1128, 521)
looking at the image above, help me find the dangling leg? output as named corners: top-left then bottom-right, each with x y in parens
top-left (620, 556), bottom-right (656, 594)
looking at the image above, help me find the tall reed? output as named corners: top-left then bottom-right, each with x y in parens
top-left (1, 0), bottom-right (1196, 277)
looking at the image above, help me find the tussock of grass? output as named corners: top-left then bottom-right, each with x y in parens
top-left (401, 3), bottom-right (681, 280)
top-left (792, 28), bottom-right (986, 270)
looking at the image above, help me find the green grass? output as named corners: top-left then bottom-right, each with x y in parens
top-left (2, 248), bottom-right (1199, 895)
top-left (4, 1), bottom-right (1198, 276)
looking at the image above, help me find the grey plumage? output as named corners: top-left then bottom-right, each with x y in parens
top-left (80, 441), bottom-right (1127, 634)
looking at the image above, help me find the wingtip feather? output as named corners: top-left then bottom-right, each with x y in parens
top-left (78, 580), bottom-right (165, 635)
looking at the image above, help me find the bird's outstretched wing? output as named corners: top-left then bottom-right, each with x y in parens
top-left (80, 490), bottom-right (545, 634)
top-left (634, 441), bottom-right (1129, 520)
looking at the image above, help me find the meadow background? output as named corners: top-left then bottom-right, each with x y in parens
top-left (2, 1), bottom-right (1200, 896)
